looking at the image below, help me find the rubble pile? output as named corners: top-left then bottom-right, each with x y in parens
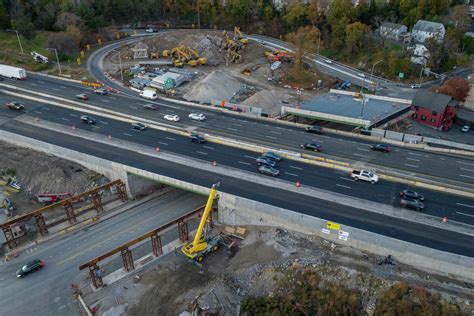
top-left (183, 70), bottom-right (242, 104)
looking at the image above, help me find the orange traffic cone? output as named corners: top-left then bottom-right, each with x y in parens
top-left (72, 125), bottom-right (76, 131)
top-left (296, 180), bottom-right (300, 187)
top-left (212, 160), bottom-right (217, 166)
top-left (108, 134), bottom-right (112, 140)
top-left (155, 147), bottom-right (160, 152)
top-left (442, 216), bottom-right (447, 224)
top-left (35, 117), bottom-right (39, 122)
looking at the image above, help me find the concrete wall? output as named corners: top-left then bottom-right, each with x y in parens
top-left (385, 130), bottom-right (404, 142)
top-left (218, 193), bottom-right (474, 282)
top-left (126, 173), bottom-right (165, 197)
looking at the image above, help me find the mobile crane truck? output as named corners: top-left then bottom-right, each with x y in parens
top-left (181, 183), bottom-right (224, 262)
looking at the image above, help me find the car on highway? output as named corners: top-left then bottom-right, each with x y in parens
top-left (76, 93), bottom-right (89, 100)
top-left (94, 88), bottom-right (108, 95)
top-left (399, 190), bottom-right (424, 201)
top-left (400, 196), bottom-right (424, 211)
top-left (164, 114), bottom-right (180, 122)
top-left (145, 28), bottom-right (156, 33)
top-left (190, 133), bottom-right (206, 143)
top-left (305, 125), bottom-right (323, 134)
top-left (370, 144), bottom-right (390, 153)
top-left (461, 125), bottom-right (470, 133)
top-left (301, 143), bottom-right (322, 152)
top-left (262, 152), bottom-right (281, 162)
top-left (188, 113), bottom-right (206, 121)
top-left (131, 122), bottom-right (147, 131)
top-left (258, 165), bottom-right (280, 177)
top-left (6, 101), bottom-right (24, 111)
top-left (410, 84), bottom-right (421, 89)
top-left (255, 156), bottom-right (277, 167)
top-left (16, 259), bottom-right (44, 278)
top-left (143, 104), bottom-right (158, 110)
top-left (324, 59), bottom-right (333, 64)
top-left (350, 170), bottom-right (379, 184)
top-left (357, 72), bottom-right (366, 78)
top-left (80, 115), bottom-right (96, 124)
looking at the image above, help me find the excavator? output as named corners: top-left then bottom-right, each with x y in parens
top-left (234, 27), bottom-right (249, 44)
top-left (181, 183), bottom-right (223, 262)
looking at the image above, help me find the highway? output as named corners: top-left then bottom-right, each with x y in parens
top-left (0, 120), bottom-right (473, 259)
top-left (2, 74), bottom-right (474, 190)
top-left (0, 190), bottom-right (206, 316)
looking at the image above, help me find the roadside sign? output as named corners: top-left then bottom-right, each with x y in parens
top-left (76, 58), bottom-right (81, 65)
top-left (399, 72), bottom-right (404, 79)
top-left (326, 221), bottom-right (340, 231)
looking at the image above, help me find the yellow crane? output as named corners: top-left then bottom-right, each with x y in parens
top-left (181, 183), bottom-right (221, 262)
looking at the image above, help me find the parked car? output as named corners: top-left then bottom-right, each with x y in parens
top-left (400, 196), bottom-right (424, 211)
top-left (350, 170), bottom-right (379, 184)
top-left (143, 104), bottom-right (158, 110)
top-left (76, 93), bottom-right (89, 100)
top-left (188, 113), bottom-right (206, 121)
top-left (305, 125), bottom-right (323, 134)
top-left (6, 101), bottom-right (24, 111)
top-left (399, 190), bottom-right (424, 201)
top-left (80, 115), bottom-right (96, 124)
top-left (258, 165), bottom-right (280, 177)
top-left (370, 144), bottom-right (390, 153)
top-left (255, 156), bottom-right (277, 167)
top-left (131, 122), bottom-right (147, 130)
top-left (164, 114), bottom-right (180, 122)
top-left (16, 259), bottom-right (44, 278)
top-left (190, 133), bottom-right (206, 143)
top-left (262, 152), bottom-right (282, 162)
top-left (461, 125), bottom-right (470, 133)
top-left (94, 88), bottom-right (108, 95)
top-left (301, 143), bottom-right (322, 152)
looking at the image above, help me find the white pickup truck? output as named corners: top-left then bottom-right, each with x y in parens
top-left (350, 170), bottom-right (379, 184)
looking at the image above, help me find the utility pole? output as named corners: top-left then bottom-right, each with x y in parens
top-left (7, 29), bottom-right (24, 54)
top-left (47, 48), bottom-right (61, 75)
top-left (317, 30), bottom-right (321, 56)
top-left (118, 50), bottom-right (123, 81)
top-left (369, 59), bottom-right (383, 94)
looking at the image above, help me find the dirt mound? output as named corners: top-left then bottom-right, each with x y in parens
top-left (242, 89), bottom-right (285, 115)
top-left (183, 70), bottom-right (242, 104)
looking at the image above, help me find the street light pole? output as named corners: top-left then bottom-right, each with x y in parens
top-left (369, 59), bottom-right (383, 94)
top-left (118, 50), bottom-right (123, 81)
top-left (47, 48), bottom-right (61, 75)
top-left (7, 29), bottom-right (24, 54)
top-left (317, 30), bottom-right (321, 56)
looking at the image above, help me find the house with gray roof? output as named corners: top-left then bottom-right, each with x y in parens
top-left (379, 22), bottom-right (410, 42)
top-left (412, 20), bottom-right (445, 44)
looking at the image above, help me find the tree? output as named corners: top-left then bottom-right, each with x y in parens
top-left (399, 0), bottom-right (419, 26)
top-left (286, 25), bottom-right (320, 85)
top-left (283, 3), bottom-right (308, 32)
top-left (0, 2), bottom-right (10, 29)
top-left (432, 76), bottom-right (470, 102)
top-left (345, 22), bottom-right (369, 58)
top-left (327, 0), bottom-right (354, 27)
top-left (330, 17), bottom-right (349, 53)
top-left (447, 4), bottom-right (471, 33)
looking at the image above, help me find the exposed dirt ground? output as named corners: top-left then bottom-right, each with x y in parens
top-left (0, 142), bottom-right (106, 219)
top-left (90, 226), bottom-right (474, 316)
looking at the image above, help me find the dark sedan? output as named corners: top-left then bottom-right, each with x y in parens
top-left (262, 152), bottom-right (282, 162)
top-left (190, 133), bottom-right (206, 143)
top-left (370, 144), bottom-right (390, 152)
top-left (301, 143), bottom-right (322, 152)
top-left (400, 190), bottom-right (424, 201)
top-left (305, 126), bottom-right (323, 134)
top-left (400, 196), bottom-right (424, 211)
top-left (16, 259), bottom-right (44, 277)
top-left (131, 122), bottom-right (147, 130)
top-left (258, 165), bottom-right (280, 177)
top-left (6, 101), bottom-right (24, 111)
top-left (256, 156), bottom-right (277, 167)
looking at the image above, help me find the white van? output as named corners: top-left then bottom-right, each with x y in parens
top-left (140, 89), bottom-right (158, 100)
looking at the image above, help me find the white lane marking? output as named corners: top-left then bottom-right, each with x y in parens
top-left (404, 163), bottom-right (419, 168)
top-left (61, 118), bottom-right (70, 121)
top-left (165, 137), bottom-right (176, 141)
top-left (408, 152), bottom-right (422, 156)
top-left (265, 136), bottom-right (277, 140)
top-left (109, 97), bottom-right (117, 100)
top-left (290, 166), bottom-right (303, 170)
top-left (244, 155), bottom-right (257, 159)
top-left (58, 305), bottom-right (67, 310)
top-left (130, 106), bottom-right (138, 109)
top-left (158, 141), bottom-right (168, 146)
top-left (38, 81), bottom-right (45, 84)
top-left (52, 88), bottom-right (60, 91)
top-left (339, 177), bottom-right (354, 182)
top-left (123, 133), bottom-right (133, 137)
top-left (312, 139), bottom-right (324, 143)
top-left (43, 107), bottom-right (50, 110)
top-left (30, 83), bottom-right (38, 86)
top-left (233, 123), bottom-right (243, 127)
top-left (203, 146), bottom-right (214, 150)
top-left (353, 153), bottom-right (366, 158)
top-left (60, 86), bottom-right (66, 89)
top-left (102, 99), bottom-right (110, 103)
top-left (227, 127), bottom-right (238, 131)
top-left (460, 168), bottom-right (474, 172)
top-left (99, 121), bottom-right (108, 125)
top-left (285, 172), bottom-right (299, 177)
top-left (196, 151), bottom-right (208, 155)
top-left (319, 135), bottom-right (331, 139)
top-left (460, 174), bottom-right (474, 179)
top-left (69, 114), bottom-right (78, 117)
top-left (440, 157), bottom-right (445, 160)
top-left (271, 131), bottom-right (282, 135)
top-left (275, 126), bottom-right (285, 130)
top-left (336, 184), bottom-right (351, 189)
top-left (457, 160), bottom-right (474, 166)
top-left (238, 161), bottom-right (251, 166)
top-left (357, 148), bottom-right (369, 152)
top-left (34, 111), bottom-right (42, 114)
top-left (406, 157), bottom-right (420, 162)
top-left (456, 203), bottom-right (474, 209)
top-left (456, 211), bottom-right (474, 218)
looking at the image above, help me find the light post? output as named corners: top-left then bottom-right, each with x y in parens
top-left (368, 59), bottom-right (383, 94)
top-left (118, 50), bottom-right (123, 81)
top-left (46, 48), bottom-right (61, 75)
top-left (317, 30), bottom-right (321, 56)
top-left (6, 29), bottom-right (24, 54)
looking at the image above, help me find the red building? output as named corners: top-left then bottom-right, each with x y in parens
top-left (411, 90), bottom-right (457, 131)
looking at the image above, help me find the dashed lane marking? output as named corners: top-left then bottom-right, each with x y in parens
top-left (61, 118), bottom-right (69, 121)
top-left (408, 152), bottom-right (422, 156)
top-left (284, 172), bottom-right (299, 177)
top-left (203, 146), bottom-right (214, 150)
top-left (460, 174), bottom-right (474, 179)
top-left (165, 137), bottom-right (176, 141)
top-left (244, 155), bottom-right (257, 160)
top-left (69, 114), bottom-right (78, 117)
top-left (158, 142), bottom-right (168, 146)
top-left (99, 121), bottom-right (108, 125)
top-left (238, 161), bottom-right (251, 166)
top-left (456, 203), bottom-right (474, 208)
top-left (336, 184), bottom-right (351, 189)
top-left (123, 133), bottom-right (133, 137)
top-left (227, 127), bottom-right (238, 131)
top-left (339, 177), bottom-right (354, 181)
top-left (196, 151), bottom-right (208, 155)
top-left (460, 168), bottom-right (474, 172)
top-left (404, 163), bottom-right (419, 168)
top-left (457, 160), bottom-right (474, 166)
top-left (290, 166), bottom-right (303, 170)
top-left (265, 136), bottom-right (277, 140)
top-left (456, 211), bottom-right (474, 218)
top-left (406, 157), bottom-right (420, 162)
top-left (34, 111), bottom-right (42, 114)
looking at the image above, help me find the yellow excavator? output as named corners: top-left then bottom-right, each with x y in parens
top-left (234, 26), bottom-right (249, 44)
top-left (181, 183), bottom-right (222, 262)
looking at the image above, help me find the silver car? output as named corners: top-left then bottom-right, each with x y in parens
top-left (258, 165), bottom-right (280, 177)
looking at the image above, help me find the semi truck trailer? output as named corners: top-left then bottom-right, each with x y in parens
top-left (0, 64), bottom-right (27, 80)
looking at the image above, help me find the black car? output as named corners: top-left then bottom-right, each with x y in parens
top-left (301, 143), bottom-right (322, 152)
top-left (400, 197), bottom-right (424, 211)
top-left (371, 144), bottom-right (390, 152)
top-left (305, 126), bottom-right (323, 134)
top-left (255, 156), bottom-right (277, 167)
top-left (190, 133), bottom-right (206, 144)
top-left (16, 259), bottom-right (44, 278)
top-left (6, 101), bottom-right (24, 111)
top-left (262, 152), bottom-right (282, 162)
top-left (399, 190), bottom-right (424, 201)
top-left (80, 115), bottom-right (96, 124)
top-left (143, 104), bottom-right (158, 110)
top-left (131, 122), bottom-right (147, 130)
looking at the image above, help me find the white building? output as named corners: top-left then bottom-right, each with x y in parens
top-left (412, 20), bottom-right (445, 44)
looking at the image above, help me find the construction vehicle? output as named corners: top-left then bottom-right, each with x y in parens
top-left (233, 27), bottom-right (249, 44)
top-left (181, 183), bottom-right (222, 262)
top-left (337, 80), bottom-right (352, 90)
top-left (31, 51), bottom-right (49, 64)
top-left (150, 51), bottom-right (159, 59)
top-left (35, 192), bottom-right (72, 205)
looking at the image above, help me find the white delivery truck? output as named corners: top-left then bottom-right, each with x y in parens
top-left (0, 64), bottom-right (27, 80)
top-left (139, 88), bottom-right (158, 100)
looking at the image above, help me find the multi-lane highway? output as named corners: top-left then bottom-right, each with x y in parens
top-left (2, 74), bottom-right (474, 189)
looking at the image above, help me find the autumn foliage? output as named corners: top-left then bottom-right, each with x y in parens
top-left (432, 76), bottom-right (470, 102)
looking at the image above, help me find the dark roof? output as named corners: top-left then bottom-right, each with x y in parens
top-left (412, 90), bottom-right (452, 112)
top-left (381, 22), bottom-right (406, 30)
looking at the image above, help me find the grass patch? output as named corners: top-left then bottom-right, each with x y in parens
top-left (0, 31), bottom-right (49, 70)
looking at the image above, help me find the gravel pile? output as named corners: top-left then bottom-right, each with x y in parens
top-left (242, 89), bottom-right (285, 116)
top-left (183, 70), bottom-right (242, 104)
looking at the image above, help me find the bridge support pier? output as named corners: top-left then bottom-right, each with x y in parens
top-left (89, 264), bottom-right (104, 289)
top-left (2, 227), bottom-right (16, 249)
top-left (64, 201), bottom-right (76, 224)
top-left (151, 234), bottom-right (162, 257)
top-left (178, 221), bottom-right (189, 242)
top-left (116, 182), bottom-right (128, 202)
top-left (121, 248), bottom-right (134, 272)
top-left (35, 214), bottom-right (48, 236)
top-left (91, 192), bottom-right (103, 212)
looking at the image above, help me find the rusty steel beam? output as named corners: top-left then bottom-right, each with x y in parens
top-left (178, 221), bottom-right (189, 242)
top-left (2, 227), bottom-right (16, 249)
top-left (151, 234), bottom-right (162, 257)
top-left (64, 201), bottom-right (76, 224)
top-left (91, 192), bottom-right (103, 212)
top-left (0, 180), bottom-right (123, 229)
top-left (89, 264), bottom-right (103, 289)
top-left (121, 248), bottom-right (134, 272)
top-left (35, 214), bottom-right (48, 236)
top-left (116, 182), bottom-right (128, 202)
top-left (79, 203), bottom-right (209, 270)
